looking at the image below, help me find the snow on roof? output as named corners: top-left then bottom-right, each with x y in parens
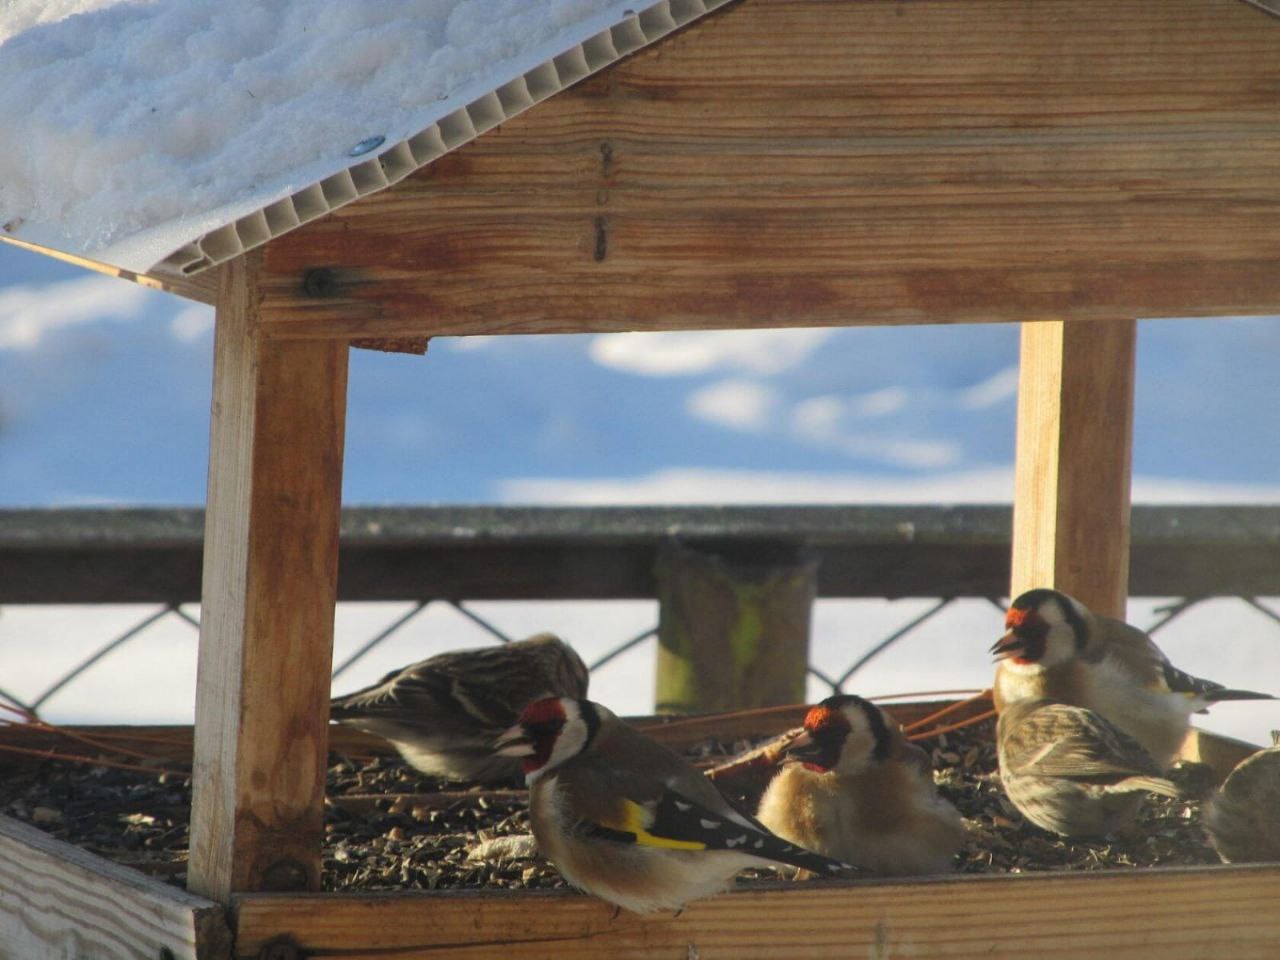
top-left (0, 0), bottom-right (727, 278)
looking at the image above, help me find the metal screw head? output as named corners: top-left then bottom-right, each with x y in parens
top-left (349, 135), bottom-right (385, 156)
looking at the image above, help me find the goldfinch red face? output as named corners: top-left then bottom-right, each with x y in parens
top-left (786, 695), bottom-right (887, 775)
top-left (991, 589), bottom-right (1086, 670)
top-left (494, 696), bottom-right (592, 782)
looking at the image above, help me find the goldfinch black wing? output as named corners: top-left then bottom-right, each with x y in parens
top-left (581, 782), bottom-right (854, 876)
top-left (1159, 659), bottom-right (1274, 708)
top-left (561, 727), bottom-right (855, 877)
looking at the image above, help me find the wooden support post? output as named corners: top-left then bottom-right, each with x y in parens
top-left (1011, 319), bottom-right (1136, 618)
top-left (655, 540), bottom-right (816, 714)
top-left (188, 252), bottom-right (349, 901)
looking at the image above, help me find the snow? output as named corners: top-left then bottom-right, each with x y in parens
top-left (0, 0), bottom-right (704, 273)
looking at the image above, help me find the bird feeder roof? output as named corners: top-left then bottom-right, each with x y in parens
top-left (0, 0), bottom-right (728, 278)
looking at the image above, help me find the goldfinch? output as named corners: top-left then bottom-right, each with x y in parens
top-left (996, 697), bottom-right (1182, 838)
top-left (1202, 736), bottom-right (1280, 864)
top-left (991, 588), bottom-right (1274, 768)
top-left (330, 632), bottom-right (588, 783)
top-left (495, 697), bottom-right (854, 914)
top-left (754, 695), bottom-right (963, 876)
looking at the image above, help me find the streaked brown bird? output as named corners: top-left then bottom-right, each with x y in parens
top-left (992, 588), bottom-right (1274, 768)
top-left (330, 632), bottom-right (588, 783)
top-left (1202, 735), bottom-right (1280, 864)
top-left (996, 697), bottom-right (1182, 838)
top-left (755, 694), bottom-right (963, 876)
top-left (495, 697), bottom-right (854, 914)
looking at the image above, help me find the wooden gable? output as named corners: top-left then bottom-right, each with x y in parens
top-left (246, 0), bottom-right (1280, 341)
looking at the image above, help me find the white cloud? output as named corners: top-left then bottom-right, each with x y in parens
top-left (501, 466), bottom-right (1018, 505)
top-left (958, 365), bottom-right (1019, 410)
top-left (169, 303), bottom-right (214, 342)
top-left (0, 274), bottom-right (149, 350)
top-left (500, 466), bottom-right (1280, 507)
top-left (686, 378), bottom-right (777, 432)
top-left (442, 335), bottom-right (496, 352)
top-left (790, 395), bottom-right (843, 436)
top-left (848, 386), bottom-right (908, 418)
top-left (789, 395), bottom-right (962, 469)
top-left (589, 329), bottom-right (835, 377)
top-left (1129, 475), bottom-right (1280, 504)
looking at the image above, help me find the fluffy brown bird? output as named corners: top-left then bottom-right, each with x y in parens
top-left (996, 697), bottom-right (1182, 838)
top-left (755, 695), bottom-right (963, 876)
top-left (992, 588), bottom-right (1274, 768)
top-left (1202, 735), bottom-right (1280, 864)
top-left (330, 632), bottom-right (588, 783)
top-left (495, 697), bottom-right (854, 914)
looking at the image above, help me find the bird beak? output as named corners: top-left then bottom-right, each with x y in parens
top-left (493, 724), bottom-right (534, 758)
top-left (990, 630), bottom-right (1024, 661)
top-left (783, 730), bottom-right (824, 765)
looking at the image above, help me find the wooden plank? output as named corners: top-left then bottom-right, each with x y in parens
top-left (232, 864), bottom-right (1280, 959)
top-left (0, 814), bottom-right (229, 960)
top-left (251, 0), bottom-right (1280, 339)
top-left (188, 252), bottom-right (349, 901)
top-left (1010, 319), bottom-right (1136, 618)
top-left (0, 234), bottom-right (219, 304)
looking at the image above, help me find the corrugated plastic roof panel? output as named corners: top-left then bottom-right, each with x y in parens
top-left (0, 0), bottom-right (730, 278)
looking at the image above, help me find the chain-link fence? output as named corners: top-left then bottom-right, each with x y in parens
top-left (1, 506), bottom-right (1278, 742)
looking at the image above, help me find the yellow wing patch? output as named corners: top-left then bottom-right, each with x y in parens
top-left (616, 798), bottom-right (706, 851)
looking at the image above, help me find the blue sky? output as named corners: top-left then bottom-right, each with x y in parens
top-left (3, 242), bottom-right (1280, 508)
top-left (4, 243), bottom-right (1280, 741)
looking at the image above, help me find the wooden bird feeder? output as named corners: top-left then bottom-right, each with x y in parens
top-left (4, 0), bottom-right (1280, 956)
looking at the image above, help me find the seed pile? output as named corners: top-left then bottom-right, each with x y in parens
top-left (0, 719), bottom-right (1221, 892)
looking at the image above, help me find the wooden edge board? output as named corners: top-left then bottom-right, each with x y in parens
top-left (0, 813), bottom-right (229, 960)
top-left (0, 234), bottom-right (219, 304)
top-left (230, 864), bottom-right (1280, 959)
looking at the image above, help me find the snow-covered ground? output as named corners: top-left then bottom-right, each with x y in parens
top-left (4, 595), bottom-right (1278, 748)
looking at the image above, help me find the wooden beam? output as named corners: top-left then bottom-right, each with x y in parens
top-left (251, 0), bottom-right (1280, 339)
top-left (0, 234), bottom-right (219, 304)
top-left (0, 814), bottom-right (229, 960)
top-left (3, 505), bottom-right (1280, 605)
top-left (188, 252), bottom-right (349, 901)
top-left (1011, 319), bottom-right (1136, 617)
top-left (232, 865), bottom-right (1280, 959)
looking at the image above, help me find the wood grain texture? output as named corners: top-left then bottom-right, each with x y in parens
top-left (0, 234), bottom-right (219, 304)
top-left (188, 253), bottom-right (349, 901)
top-left (232, 864), bottom-right (1280, 959)
top-left (0, 814), bottom-right (229, 960)
top-left (252, 0), bottom-right (1280, 339)
top-left (1011, 319), bottom-right (1136, 618)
